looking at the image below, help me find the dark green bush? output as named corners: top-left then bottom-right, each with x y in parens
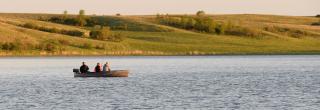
top-left (23, 23), bottom-right (38, 29)
top-left (158, 15), bottom-right (216, 33)
top-left (1, 43), bottom-right (10, 50)
top-left (226, 26), bottom-right (263, 37)
top-left (194, 17), bottom-right (216, 33)
top-left (316, 15), bottom-right (320, 17)
top-left (311, 22), bottom-right (320, 26)
top-left (61, 30), bottom-right (84, 37)
top-left (49, 17), bottom-right (102, 27)
top-left (90, 27), bottom-right (111, 40)
top-left (1, 42), bottom-right (20, 51)
top-left (158, 14), bottom-right (264, 37)
top-left (48, 17), bottom-right (64, 23)
top-left (215, 24), bottom-right (225, 35)
top-left (48, 10), bottom-right (89, 27)
top-left (22, 23), bottom-right (84, 37)
top-left (186, 17), bottom-right (196, 29)
top-left (264, 25), bottom-right (309, 38)
top-left (0, 42), bottom-right (3, 50)
top-left (63, 18), bottom-right (79, 25)
top-left (90, 27), bottom-right (125, 42)
top-left (86, 18), bottom-right (99, 27)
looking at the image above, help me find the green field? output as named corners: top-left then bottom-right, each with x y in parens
top-left (0, 13), bottom-right (320, 56)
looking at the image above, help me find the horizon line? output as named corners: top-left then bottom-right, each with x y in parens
top-left (0, 11), bottom-right (316, 17)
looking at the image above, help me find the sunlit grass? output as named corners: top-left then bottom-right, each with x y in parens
top-left (0, 13), bottom-right (320, 56)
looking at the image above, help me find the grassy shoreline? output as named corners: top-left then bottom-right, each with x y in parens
top-left (0, 13), bottom-right (320, 57)
top-left (1, 51), bottom-right (320, 57)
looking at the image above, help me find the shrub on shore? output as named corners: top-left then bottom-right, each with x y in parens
top-left (1, 42), bottom-right (23, 51)
top-left (22, 23), bottom-right (84, 37)
top-left (264, 25), bottom-right (311, 38)
top-left (90, 27), bottom-right (111, 40)
top-left (78, 10), bottom-right (87, 26)
top-left (311, 22), bottom-right (320, 26)
top-left (1, 42), bottom-right (16, 50)
top-left (89, 27), bottom-right (125, 42)
top-left (158, 15), bottom-right (216, 33)
top-left (0, 42), bottom-right (2, 50)
top-left (35, 40), bottom-right (59, 52)
top-left (157, 13), bottom-right (264, 37)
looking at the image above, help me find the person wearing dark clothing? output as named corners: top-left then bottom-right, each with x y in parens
top-left (80, 62), bottom-right (89, 73)
top-left (95, 63), bottom-right (102, 72)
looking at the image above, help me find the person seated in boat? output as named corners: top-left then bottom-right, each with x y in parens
top-left (80, 62), bottom-right (89, 73)
top-left (95, 63), bottom-right (102, 72)
top-left (103, 62), bottom-right (111, 73)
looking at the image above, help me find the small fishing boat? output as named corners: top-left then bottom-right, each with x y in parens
top-left (73, 69), bottom-right (129, 77)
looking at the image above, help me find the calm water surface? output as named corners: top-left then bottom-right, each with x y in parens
top-left (0, 55), bottom-right (320, 110)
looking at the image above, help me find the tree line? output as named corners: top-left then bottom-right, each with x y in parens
top-left (0, 40), bottom-right (59, 52)
top-left (157, 11), bottom-right (224, 34)
top-left (22, 23), bottom-right (84, 37)
top-left (157, 11), bottom-right (263, 37)
top-left (43, 10), bottom-right (125, 42)
top-left (312, 15), bottom-right (320, 26)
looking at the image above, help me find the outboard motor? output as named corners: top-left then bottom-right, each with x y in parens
top-left (73, 69), bottom-right (80, 73)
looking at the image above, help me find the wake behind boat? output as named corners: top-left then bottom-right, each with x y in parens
top-left (73, 69), bottom-right (129, 77)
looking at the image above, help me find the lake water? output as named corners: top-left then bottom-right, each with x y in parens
top-left (0, 55), bottom-right (320, 110)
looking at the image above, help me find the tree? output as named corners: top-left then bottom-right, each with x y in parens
top-left (78, 10), bottom-right (87, 26)
top-left (48, 16), bottom-right (64, 23)
top-left (85, 18), bottom-right (99, 27)
top-left (195, 17), bottom-right (216, 33)
top-left (196, 10), bottom-right (206, 17)
top-left (167, 17), bottom-right (181, 27)
top-left (2, 42), bottom-right (19, 51)
top-left (156, 13), bottom-right (161, 19)
top-left (90, 27), bottom-right (111, 40)
top-left (186, 17), bottom-right (196, 29)
top-left (64, 18), bottom-right (78, 25)
top-left (180, 16), bottom-right (189, 29)
top-left (2, 43), bottom-right (10, 50)
top-left (215, 23), bottom-right (225, 35)
top-left (63, 10), bottom-right (68, 20)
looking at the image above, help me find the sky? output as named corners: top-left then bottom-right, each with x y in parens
top-left (0, 0), bottom-right (319, 16)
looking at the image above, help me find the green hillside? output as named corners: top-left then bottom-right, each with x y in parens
top-left (0, 13), bottom-right (320, 56)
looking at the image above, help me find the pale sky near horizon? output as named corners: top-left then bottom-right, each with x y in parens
top-left (0, 0), bottom-right (319, 16)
